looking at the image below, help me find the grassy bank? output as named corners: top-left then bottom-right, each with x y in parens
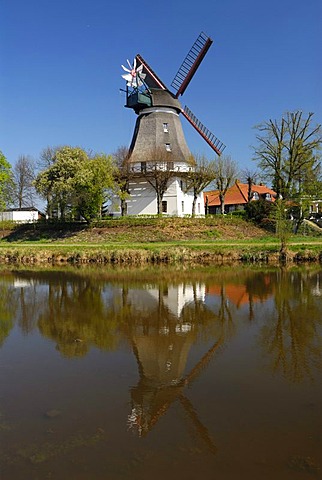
top-left (0, 216), bottom-right (321, 265)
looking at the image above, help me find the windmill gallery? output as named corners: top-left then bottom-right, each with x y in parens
top-left (114, 32), bottom-right (225, 217)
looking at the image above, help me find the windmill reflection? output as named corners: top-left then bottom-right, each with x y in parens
top-left (125, 283), bottom-right (222, 453)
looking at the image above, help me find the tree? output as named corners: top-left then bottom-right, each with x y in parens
top-left (244, 198), bottom-right (274, 230)
top-left (112, 146), bottom-right (131, 216)
top-left (37, 146), bottom-right (61, 217)
top-left (184, 155), bottom-right (217, 216)
top-left (0, 151), bottom-right (13, 211)
top-left (35, 146), bottom-right (86, 220)
top-left (213, 155), bottom-right (239, 214)
top-left (38, 146), bottom-right (60, 169)
top-left (12, 155), bottom-right (36, 208)
top-left (253, 111), bottom-right (322, 199)
top-left (34, 146), bottom-right (115, 222)
top-left (73, 153), bottom-right (115, 222)
top-left (242, 168), bottom-right (258, 202)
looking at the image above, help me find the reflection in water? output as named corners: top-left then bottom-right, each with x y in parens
top-left (0, 267), bottom-right (322, 479)
top-left (126, 286), bottom-right (223, 452)
top-left (259, 270), bottom-right (322, 382)
top-left (0, 280), bottom-right (16, 346)
top-left (1, 268), bottom-right (322, 380)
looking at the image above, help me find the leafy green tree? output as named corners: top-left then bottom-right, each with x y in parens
top-left (35, 146), bottom-right (86, 220)
top-left (184, 155), bottom-right (216, 216)
top-left (253, 111), bottom-right (322, 199)
top-left (0, 150), bottom-right (13, 211)
top-left (244, 198), bottom-right (274, 229)
top-left (34, 146), bottom-right (115, 222)
top-left (273, 199), bottom-right (292, 257)
top-left (73, 153), bottom-right (115, 222)
top-left (112, 146), bottom-right (131, 216)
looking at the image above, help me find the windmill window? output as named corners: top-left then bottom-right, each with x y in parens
top-left (182, 201), bottom-right (184, 213)
top-left (198, 203), bottom-right (200, 214)
top-left (163, 123), bottom-right (169, 133)
top-left (167, 162), bottom-right (174, 171)
top-left (162, 201), bottom-right (167, 213)
top-left (165, 143), bottom-right (171, 152)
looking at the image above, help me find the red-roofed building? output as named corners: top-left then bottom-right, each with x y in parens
top-left (204, 181), bottom-right (276, 214)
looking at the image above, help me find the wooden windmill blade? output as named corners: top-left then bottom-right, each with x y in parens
top-left (135, 54), bottom-right (168, 90)
top-left (178, 394), bottom-right (217, 454)
top-left (182, 106), bottom-right (226, 156)
top-left (171, 32), bottom-right (213, 98)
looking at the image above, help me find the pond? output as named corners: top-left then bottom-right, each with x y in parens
top-left (0, 265), bottom-right (322, 480)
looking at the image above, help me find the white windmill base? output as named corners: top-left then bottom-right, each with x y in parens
top-left (112, 176), bottom-right (205, 217)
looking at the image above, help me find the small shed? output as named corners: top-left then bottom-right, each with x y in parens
top-left (0, 207), bottom-right (45, 223)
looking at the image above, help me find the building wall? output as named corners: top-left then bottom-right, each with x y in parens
top-left (113, 176), bottom-right (205, 216)
top-left (0, 210), bottom-right (38, 223)
top-left (12, 211), bottom-right (38, 223)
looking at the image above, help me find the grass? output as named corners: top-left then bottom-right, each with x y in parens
top-left (0, 216), bottom-right (321, 264)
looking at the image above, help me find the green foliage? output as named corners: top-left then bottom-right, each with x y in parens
top-left (229, 210), bottom-right (246, 219)
top-left (34, 146), bottom-right (115, 222)
top-left (0, 151), bottom-right (13, 210)
top-left (244, 199), bottom-right (274, 230)
top-left (272, 199), bottom-right (293, 254)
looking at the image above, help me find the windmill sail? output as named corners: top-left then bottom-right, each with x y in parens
top-left (135, 54), bottom-right (167, 90)
top-left (171, 32), bottom-right (213, 98)
top-left (182, 106), bottom-right (226, 156)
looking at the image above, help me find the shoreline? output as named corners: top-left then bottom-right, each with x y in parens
top-left (0, 244), bottom-right (321, 265)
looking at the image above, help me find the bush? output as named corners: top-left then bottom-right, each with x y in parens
top-left (245, 200), bottom-right (275, 230)
top-left (230, 210), bottom-right (246, 219)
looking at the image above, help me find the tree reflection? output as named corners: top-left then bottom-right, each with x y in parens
top-left (0, 282), bottom-right (16, 347)
top-left (34, 276), bottom-right (120, 357)
top-left (259, 270), bottom-right (322, 382)
top-left (5, 267), bottom-right (322, 386)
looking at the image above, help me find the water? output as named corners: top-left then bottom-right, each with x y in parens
top-left (0, 265), bottom-right (321, 479)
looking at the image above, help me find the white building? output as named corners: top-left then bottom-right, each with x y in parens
top-left (0, 207), bottom-right (43, 223)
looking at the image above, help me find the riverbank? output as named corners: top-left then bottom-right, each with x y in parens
top-left (0, 217), bottom-right (321, 265)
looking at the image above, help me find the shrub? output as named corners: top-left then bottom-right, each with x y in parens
top-left (245, 200), bottom-right (275, 230)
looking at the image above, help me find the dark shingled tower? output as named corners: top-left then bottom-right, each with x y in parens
top-left (122, 32), bottom-right (226, 166)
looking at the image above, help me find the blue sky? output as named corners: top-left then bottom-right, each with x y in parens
top-left (1, 0), bottom-right (321, 173)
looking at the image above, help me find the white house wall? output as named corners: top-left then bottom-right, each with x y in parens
top-left (0, 210), bottom-right (38, 223)
top-left (114, 176), bottom-right (205, 216)
top-left (12, 211), bottom-right (38, 222)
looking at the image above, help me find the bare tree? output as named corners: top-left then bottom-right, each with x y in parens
top-left (13, 155), bottom-right (36, 208)
top-left (253, 111), bottom-right (322, 199)
top-left (37, 146), bottom-right (62, 218)
top-left (214, 155), bottom-right (239, 214)
top-left (38, 146), bottom-right (60, 169)
top-left (242, 168), bottom-right (258, 202)
top-left (184, 155), bottom-right (217, 216)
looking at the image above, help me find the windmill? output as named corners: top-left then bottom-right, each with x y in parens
top-left (118, 32), bottom-right (225, 216)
